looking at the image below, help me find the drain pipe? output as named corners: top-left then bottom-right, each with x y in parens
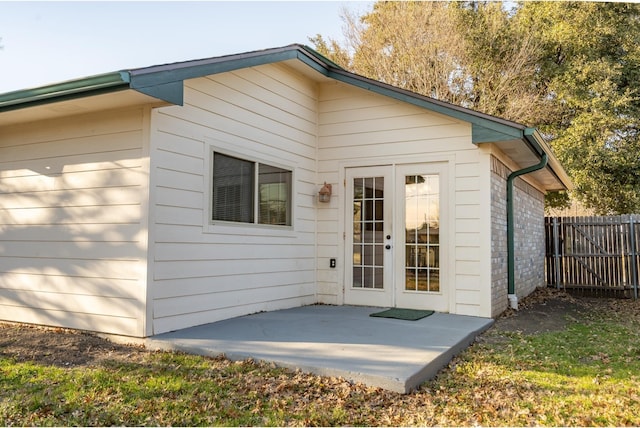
top-left (507, 152), bottom-right (548, 310)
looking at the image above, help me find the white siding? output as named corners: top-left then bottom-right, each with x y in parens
top-left (317, 82), bottom-right (490, 316)
top-left (149, 63), bottom-right (318, 334)
top-left (0, 108), bottom-right (150, 336)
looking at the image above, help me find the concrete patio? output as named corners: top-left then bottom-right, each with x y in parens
top-left (145, 305), bottom-right (494, 393)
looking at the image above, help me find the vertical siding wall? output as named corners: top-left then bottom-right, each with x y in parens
top-left (0, 109), bottom-right (149, 336)
top-left (149, 63), bottom-right (318, 334)
top-left (490, 156), bottom-right (545, 316)
top-left (316, 82), bottom-right (490, 317)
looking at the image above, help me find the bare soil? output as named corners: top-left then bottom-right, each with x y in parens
top-left (492, 287), bottom-right (589, 335)
top-left (0, 323), bottom-right (150, 368)
top-left (0, 287), bottom-right (635, 369)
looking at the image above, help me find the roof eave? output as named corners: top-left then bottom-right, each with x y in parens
top-left (127, 44), bottom-right (331, 102)
top-left (0, 45), bottom-right (330, 117)
top-left (523, 128), bottom-right (573, 191)
top-left (324, 68), bottom-right (526, 143)
top-left (0, 71), bottom-right (132, 113)
top-left (319, 67), bottom-right (571, 191)
top-left (0, 44), bottom-right (571, 191)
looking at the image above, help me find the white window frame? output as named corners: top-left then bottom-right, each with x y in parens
top-left (204, 141), bottom-right (296, 236)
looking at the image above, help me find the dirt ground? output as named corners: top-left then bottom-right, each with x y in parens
top-left (0, 287), bottom-right (636, 369)
top-left (492, 287), bottom-right (592, 335)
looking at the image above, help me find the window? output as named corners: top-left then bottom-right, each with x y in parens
top-left (212, 152), bottom-right (292, 226)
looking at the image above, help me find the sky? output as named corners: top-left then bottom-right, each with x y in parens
top-left (0, 1), bottom-right (373, 93)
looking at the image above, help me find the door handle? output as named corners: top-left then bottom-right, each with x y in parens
top-left (385, 244), bottom-right (391, 250)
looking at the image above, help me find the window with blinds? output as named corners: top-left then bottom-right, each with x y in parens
top-left (212, 152), bottom-right (292, 226)
top-left (212, 153), bottom-right (254, 223)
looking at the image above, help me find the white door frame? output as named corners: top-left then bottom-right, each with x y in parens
top-left (342, 162), bottom-right (451, 312)
top-left (393, 162), bottom-right (450, 312)
top-left (343, 166), bottom-right (394, 307)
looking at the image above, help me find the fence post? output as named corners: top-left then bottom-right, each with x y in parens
top-left (630, 216), bottom-right (638, 299)
top-left (553, 217), bottom-right (561, 289)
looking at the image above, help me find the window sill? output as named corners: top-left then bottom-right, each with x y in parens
top-left (204, 220), bottom-right (296, 238)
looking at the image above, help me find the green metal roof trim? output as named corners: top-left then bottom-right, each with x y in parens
top-left (0, 44), bottom-right (567, 186)
top-left (127, 43), bottom-right (541, 146)
top-left (129, 44), bottom-right (547, 144)
top-left (0, 43), bottom-right (527, 142)
top-left (0, 45), bottom-right (333, 112)
top-left (322, 66), bottom-right (528, 145)
top-left (127, 45), bottom-right (333, 102)
top-left (0, 71), bottom-right (131, 113)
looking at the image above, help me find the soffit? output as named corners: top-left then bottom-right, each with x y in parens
top-left (0, 90), bottom-right (166, 126)
top-left (488, 139), bottom-right (569, 191)
top-left (0, 44), bottom-right (571, 191)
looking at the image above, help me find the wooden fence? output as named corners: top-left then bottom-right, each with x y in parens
top-left (545, 215), bottom-right (639, 298)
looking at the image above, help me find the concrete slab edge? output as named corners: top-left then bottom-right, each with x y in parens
top-left (404, 318), bottom-right (494, 392)
top-left (144, 317), bottom-right (494, 395)
top-left (145, 339), bottom-right (408, 393)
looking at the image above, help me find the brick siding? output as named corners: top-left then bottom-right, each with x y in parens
top-left (490, 156), bottom-right (545, 317)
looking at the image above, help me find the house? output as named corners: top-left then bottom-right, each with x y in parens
top-left (0, 45), bottom-right (571, 337)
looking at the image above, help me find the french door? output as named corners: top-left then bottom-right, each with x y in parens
top-left (344, 164), bottom-right (449, 311)
top-left (344, 166), bottom-right (394, 307)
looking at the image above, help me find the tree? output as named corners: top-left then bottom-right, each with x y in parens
top-left (312, 2), bottom-right (551, 123)
top-left (312, 2), bottom-right (468, 105)
top-left (516, 2), bottom-right (640, 214)
top-left (464, 3), bottom-right (567, 126)
top-left (311, 1), bottom-right (640, 214)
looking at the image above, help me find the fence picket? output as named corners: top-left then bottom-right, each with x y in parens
top-left (545, 215), bottom-right (638, 298)
top-left (631, 215), bottom-right (639, 299)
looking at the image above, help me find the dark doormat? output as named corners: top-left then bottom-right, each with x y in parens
top-left (370, 308), bottom-right (435, 321)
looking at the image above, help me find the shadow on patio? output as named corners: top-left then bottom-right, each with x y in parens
top-left (146, 305), bottom-right (493, 393)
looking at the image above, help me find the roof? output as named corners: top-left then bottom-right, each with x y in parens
top-left (0, 44), bottom-right (571, 190)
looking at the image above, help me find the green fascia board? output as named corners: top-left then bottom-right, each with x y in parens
top-left (0, 45), bottom-right (329, 113)
top-left (132, 80), bottom-right (184, 105)
top-left (138, 43), bottom-right (526, 144)
top-left (472, 123), bottom-right (523, 144)
top-left (128, 46), bottom-right (331, 99)
top-left (0, 44), bottom-right (566, 187)
top-left (325, 68), bottom-right (525, 144)
top-left (295, 49), bottom-right (333, 76)
top-left (523, 128), bottom-right (546, 157)
top-left (0, 71), bottom-right (130, 113)
top-left (299, 44), bottom-right (344, 69)
top-left (0, 43), bottom-right (529, 148)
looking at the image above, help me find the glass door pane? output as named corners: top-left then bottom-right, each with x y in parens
top-left (352, 176), bottom-right (385, 289)
top-left (404, 174), bottom-right (440, 292)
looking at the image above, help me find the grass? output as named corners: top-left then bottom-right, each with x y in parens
top-left (1, 298), bottom-right (640, 426)
top-left (436, 318), bottom-right (640, 426)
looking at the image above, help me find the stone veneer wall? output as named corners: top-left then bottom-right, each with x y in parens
top-left (490, 156), bottom-right (546, 317)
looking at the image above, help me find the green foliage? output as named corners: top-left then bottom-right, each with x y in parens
top-left (311, 1), bottom-right (640, 214)
top-left (544, 190), bottom-right (571, 213)
top-left (451, 2), bottom-right (555, 124)
top-left (517, 1), bottom-right (640, 214)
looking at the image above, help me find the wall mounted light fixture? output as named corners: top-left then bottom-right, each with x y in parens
top-left (318, 182), bottom-right (332, 203)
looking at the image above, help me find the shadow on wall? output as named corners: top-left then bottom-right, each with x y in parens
top-left (0, 142), bottom-right (148, 336)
